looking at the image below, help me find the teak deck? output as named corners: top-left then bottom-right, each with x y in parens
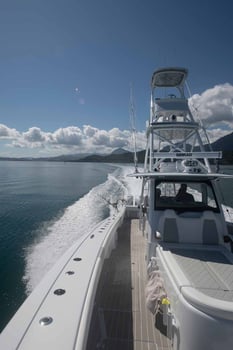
top-left (86, 218), bottom-right (172, 350)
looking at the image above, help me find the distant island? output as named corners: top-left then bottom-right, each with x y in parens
top-left (1, 132), bottom-right (233, 164)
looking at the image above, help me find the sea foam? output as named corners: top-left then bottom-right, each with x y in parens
top-left (23, 165), bottom-right (141, 294)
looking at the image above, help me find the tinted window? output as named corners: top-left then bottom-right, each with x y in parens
top-left (155, 180), bottom-right (219, 212)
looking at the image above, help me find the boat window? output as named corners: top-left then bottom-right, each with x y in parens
top-left (154, 180), bottom-right (219, 212)
top-left (154, 86), bottom-right (178, 99)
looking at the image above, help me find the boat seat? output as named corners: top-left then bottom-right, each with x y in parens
top-left (157, 209), bottom-right (203, 244)
top-left (176, 211), bottom-right (223, 245)
top-left (157, 210), bottom-right (179, 243)
top-left (164, 217), bottom-right (179, 243)
top-left (202, 219), bottom-right (219, 244)
top-left (177, 215), bottom-right (203, 244)
top-left (157, 210), bottom-right (224, 245)
top-left (202, 211), bottom-right (222, 245)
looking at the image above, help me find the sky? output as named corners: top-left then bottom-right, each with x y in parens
top-left (0, 0), bottom-right (233, 157)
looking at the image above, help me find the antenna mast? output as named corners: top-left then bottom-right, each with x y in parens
top-left (129, 84), bottom-right (138, 172)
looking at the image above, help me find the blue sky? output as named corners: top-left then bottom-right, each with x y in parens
top-left (0, 0), bottom-right (233, 157)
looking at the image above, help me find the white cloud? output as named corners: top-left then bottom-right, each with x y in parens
top-left (0, 124), bottom-right (140, 155)
top-left (23, 127), bottom-right (45, 142)
top-left (1, 82), bottom-right (233, 156)
top-left (92, 129), bottom-right (109, 145)
top-left (132, 130), bottom-right (147, 151)
top-left (205, 128), bottom-right (232, 143)
top-left (92, 128), bottom-right (131, 148)
top-left (0, 124), bottom-right (20, 138)
top-left (83, 125), bottom-right (97, 137)
top-left (51, 126), bottom-right (83, 146)
top-left (189, 83), bottom-right (233, 127)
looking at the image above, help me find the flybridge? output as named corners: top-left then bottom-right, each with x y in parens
top-left (144, 67), bottom-right (222, 174)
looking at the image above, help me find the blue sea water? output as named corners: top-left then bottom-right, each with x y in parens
top-left (0, 161), bottom-right (233, 333)
top-left (0, 161), bottom-right (140, 332)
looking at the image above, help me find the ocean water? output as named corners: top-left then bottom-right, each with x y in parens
top-left (0, 161), bottom-right (233, 333)
top-left (0, 161), bottom-right (141, 332)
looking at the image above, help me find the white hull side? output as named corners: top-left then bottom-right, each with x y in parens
top-left (0, 208), bottom-right (126, 350)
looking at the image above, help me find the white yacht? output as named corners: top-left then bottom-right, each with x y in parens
top-left (1, 67), bottom-right (233, 350)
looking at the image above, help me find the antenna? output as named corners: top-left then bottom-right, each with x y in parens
top-left (129, 83), bottom-right (138, 172)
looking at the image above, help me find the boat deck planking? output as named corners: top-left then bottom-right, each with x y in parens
top-left (86, 217), bottom-right (172, 350)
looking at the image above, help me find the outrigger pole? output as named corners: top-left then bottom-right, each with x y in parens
top-left (129, 84), bottom-right (138, 173)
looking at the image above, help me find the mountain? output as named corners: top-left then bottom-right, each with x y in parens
top-left (36, 148), bottom-right (131, 162)
top-left (76, 150), bottom-right (134, 163)
top-left (207, 132), bottom-right (233, 164)
top-left (44, 153), bottom-right (92, 161)
top-left (111, 148), bottom-right (129, 155)
top-left (1, 133), bottom-right (233, 164)
top-left (211, 132), bottom-right (233, 151)
top-left (0, 153), bottom-right (95, 162)
top-left (74, 148), bottom-right (146, 163)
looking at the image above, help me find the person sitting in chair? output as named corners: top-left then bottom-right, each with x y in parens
top-left (176, 184), bottom-right (194, 203)
top-left (156, 188), bottom-right (161, 201)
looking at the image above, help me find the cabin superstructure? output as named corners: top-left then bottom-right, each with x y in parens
top-left (141, 68), bottom-right (227, 256)
top-left (138, 68), bottom-right (233, 350)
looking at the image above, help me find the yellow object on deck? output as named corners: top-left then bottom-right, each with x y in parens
top-left (162, 297), bottom-right (170, 305)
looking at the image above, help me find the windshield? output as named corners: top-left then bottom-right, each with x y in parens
top-left (155, 180), bottom-right (219, 212)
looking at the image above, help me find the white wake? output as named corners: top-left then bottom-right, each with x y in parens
top-left (23, 165), bottom-right (141, 294)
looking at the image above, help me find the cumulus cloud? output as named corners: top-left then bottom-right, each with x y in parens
top-left (133, 130), bottom-right (147, 150)
top-left (189, 83), bottom-right (233, 127)
top-left (0, 124), bottom-right (140, 155)
top-left (92, 129), bottom-right (109, 145)
top-left (51, 126), bottom-right (83, 146)
top-left (92, 128), bottom-right (131, 148)
top-left (0, 124), bottom-right (20, 138)
top-left (83, 125), bottom-right (98, 137)
top-left (23, 127), bottom-right (45, 142)
top-left (205, 128), bottom-right (232, 143)
top-left (0, 82), bottom-right (233, 156)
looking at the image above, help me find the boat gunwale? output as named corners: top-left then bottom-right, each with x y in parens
top-left (0, 208), bottom-right (126, 350)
